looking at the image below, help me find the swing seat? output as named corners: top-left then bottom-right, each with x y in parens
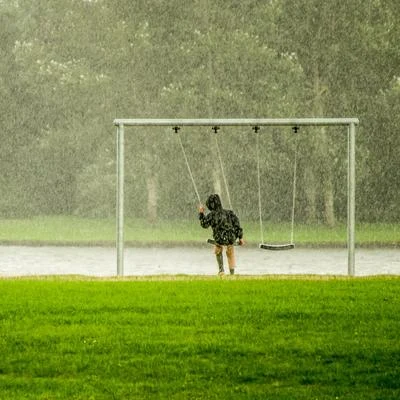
top-left (207, 239), bottom-right (239, 246)
top-left (259, 243), bottom-right (295, 251)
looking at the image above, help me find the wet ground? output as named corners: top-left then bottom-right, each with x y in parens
top-left (0, 246), bottom-right (399, 277)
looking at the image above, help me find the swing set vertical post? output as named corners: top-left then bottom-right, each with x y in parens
top-left (116, 123), bottom-right (125, 277)
top-left (348, 122), bottom-right (356, 276)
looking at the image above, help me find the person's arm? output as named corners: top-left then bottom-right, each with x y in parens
top-left (230, 211), bottom-right (244, 245)
top-left (198, 205), bottom-right (211, 228)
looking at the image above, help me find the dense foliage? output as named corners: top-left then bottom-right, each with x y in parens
top-left (1, 0), bottom-right (399, 223)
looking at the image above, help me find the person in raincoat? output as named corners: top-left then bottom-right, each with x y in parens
top-left (198, 193), bottom-right (244, 275)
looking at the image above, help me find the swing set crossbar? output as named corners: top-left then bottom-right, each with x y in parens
top-left (114, 118), bottom-right (359, 127)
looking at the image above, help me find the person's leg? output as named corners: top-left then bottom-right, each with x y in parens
top-left (226, 245), bottom-right (236, 275)
top-left (214, 245), bottom-right (224, 275)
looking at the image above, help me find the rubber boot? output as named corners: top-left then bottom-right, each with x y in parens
top-left (216, 253), bottom-right (224, 275)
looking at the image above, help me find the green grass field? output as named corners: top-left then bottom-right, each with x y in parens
top-left (0, 277), bottom-right (399, 399)
top-left (0, 216), bottom-right (399, 247)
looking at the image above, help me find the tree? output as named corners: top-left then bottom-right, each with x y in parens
top-left (8, 0), bottom-right (117, 215)
top-left (273, 0), bottom-right (400, 224)
top-left (2, 0), bottom-right (399, 224)
top-left (359, 79), bottom-right (400, 222)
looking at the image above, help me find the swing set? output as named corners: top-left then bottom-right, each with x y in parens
top-left (114, 118), bottom-right (358, 277)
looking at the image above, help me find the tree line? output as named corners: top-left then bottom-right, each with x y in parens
top-left (1, 0), bottom-right (399, 224)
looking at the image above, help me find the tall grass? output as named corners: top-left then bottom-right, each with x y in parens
top-left (0, 277), bottom-right (399, 399)
top-left (0, 216), bottom-right (399, 246)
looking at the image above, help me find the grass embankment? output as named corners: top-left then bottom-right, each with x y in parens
top-left (0, 278), bottom-right (399, 399)
top-left (0, 216), bottom-right (399, 247)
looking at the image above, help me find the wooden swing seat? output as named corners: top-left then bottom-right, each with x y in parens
top-left (259, 243), bottom-right (295, 251)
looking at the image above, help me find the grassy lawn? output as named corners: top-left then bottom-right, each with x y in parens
top-left (0, 277), bottom-right (399, 399)
top-left (0, 216), bottom-right (399, 247)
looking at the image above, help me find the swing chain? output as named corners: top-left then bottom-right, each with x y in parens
top-left (174, 126), bottom-right (202, 204)
top-left (255, 128), bottom-right (264, 244)
top-left (290, 126), bottom-right (299, 244)
top-left (212, 126), bottom-right (233, 210)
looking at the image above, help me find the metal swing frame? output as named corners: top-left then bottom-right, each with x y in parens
top-left (114, 118), bottom-right (359, 276)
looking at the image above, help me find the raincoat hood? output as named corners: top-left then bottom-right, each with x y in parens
top-left (206, 194), bottom-right (222, 211)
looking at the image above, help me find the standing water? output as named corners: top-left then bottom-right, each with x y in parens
top-left (0, 246), bottom-right (399, 277)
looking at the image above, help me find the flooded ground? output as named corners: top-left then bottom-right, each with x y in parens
top-left (0, 246), bottom-right (399, 277)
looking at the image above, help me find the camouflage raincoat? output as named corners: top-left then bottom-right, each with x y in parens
top-left (199, 194), bottom-right (243, 245)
